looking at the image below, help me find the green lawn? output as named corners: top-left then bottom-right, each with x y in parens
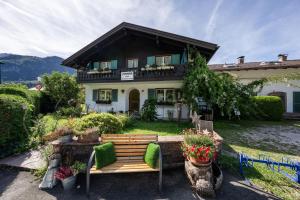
top-left (215, 120), bottom-right (300, 200)
top-left (122, 120), bottom-right (193, 136)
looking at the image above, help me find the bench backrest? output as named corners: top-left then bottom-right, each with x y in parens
top-left (101, 134), bottom-right (158, 161)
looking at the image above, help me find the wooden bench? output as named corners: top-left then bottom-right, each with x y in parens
top-left (86, 134), bottom-right (162, 194)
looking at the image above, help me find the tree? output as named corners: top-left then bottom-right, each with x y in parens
top-left (42, 72), bottom-right (80, 110)
top-left (182, 51), bottom-right (265, 119)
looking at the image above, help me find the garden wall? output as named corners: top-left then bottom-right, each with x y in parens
top-left (51, 136), bottom-right (184, 169)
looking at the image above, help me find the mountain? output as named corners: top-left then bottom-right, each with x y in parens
top-left (0, 53), bottom-right (74, 82)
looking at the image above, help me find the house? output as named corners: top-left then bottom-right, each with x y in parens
top-left (62, 22), bottom-right (219, 119)
top-left (209, 55), bottom-right (300, 115)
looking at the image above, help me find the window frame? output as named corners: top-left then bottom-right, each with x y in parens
top-left (100, 61), bottom-right (111, 70)
top-left (155, 88), bottom-right (176, 103)
top-left (127, 58), bottom-right (139, 69)
top-left (155, 54), bottom-right (172, 66)
top-left (97, 89), bottom-right (112, 101)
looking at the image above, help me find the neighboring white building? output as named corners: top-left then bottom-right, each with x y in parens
top-left (209, 55), bottom-right (300, 113)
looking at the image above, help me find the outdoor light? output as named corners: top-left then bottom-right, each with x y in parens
top-left (121, 89), bottom-right (125, 93)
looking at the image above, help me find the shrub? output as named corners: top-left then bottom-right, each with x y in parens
top-left (116, 114), bottom-right (134, 128)
top-left (57, 106), bottom-right (82, 117)
top-left (141, 99), bottom-right (158, 121)
top-left (184, 134), bottom-right (214, 148)
top-left (0, 85), bottom-right (41, 114)
top-left (0, 94), bottom-right (33, 158)
top-left (253, 96), bottom-right (284, 120)
top-left (75, 113), bottom-right (122, 134)
top-left (39, 91), bottom-right (56, 114)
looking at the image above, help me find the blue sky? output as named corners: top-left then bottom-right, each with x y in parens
top-left (1, 0), bottom-right (300, 64)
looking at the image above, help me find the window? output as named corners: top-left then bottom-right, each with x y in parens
top-left (128, 58), bottom-right (138, 68)
top-left (98, 89), bottom-right (112, 101)
top-left (156, 89), bottom-right (175, 102)
top-left (100, 61), bottom-right (111, 70)
top-left (155, 55), bottom-right (171, 66)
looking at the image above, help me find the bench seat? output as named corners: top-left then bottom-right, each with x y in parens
top-left (86, 134), bottom-right (162, 195)
top-left (90, 160), bottom-right (159, 174)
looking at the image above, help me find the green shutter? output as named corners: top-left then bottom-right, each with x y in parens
top-left (93, 62), bottom-right (100, 70)
top-left (93, 89), bottom-right (98, 101)
top-left (171, 54), bottom-right (180, 65)
top-left (293, 92), bottom-right (300, 112)
top-left (148, 89), bottom-right (156, 100)
top-left (111, 60), bottom-right (118, 69)
top-left (147, 56), bottom-right (155, 65)
top-left (112, 89), bottom-right (118, 102)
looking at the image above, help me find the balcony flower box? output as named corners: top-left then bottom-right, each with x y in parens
top-left (95, 100), bottom-right (112, 104)
top-left (141, 65), bottom-right (175, 71)
top-left (87, 70), bottom-right (100, 74)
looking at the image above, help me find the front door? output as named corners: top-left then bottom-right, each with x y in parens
top-left (293, 92), bottom-right (300, 113)
top-left (129, 89), bottom-right (140, 112)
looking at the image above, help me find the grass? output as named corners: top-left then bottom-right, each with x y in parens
top-left (216, 120), bottom-right (300, 200)
top-left (122, 120), bottom-right (193, 136)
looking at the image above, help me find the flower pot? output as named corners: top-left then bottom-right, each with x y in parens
top-left (189, 157), bottom-right (211, 167)
top-left (57, 135), bottom-right (72, 143)
top-left (61, 175), bottom-right (76, 190)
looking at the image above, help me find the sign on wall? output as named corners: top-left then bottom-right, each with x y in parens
top-left (121, 71), bottom-right (134, 81)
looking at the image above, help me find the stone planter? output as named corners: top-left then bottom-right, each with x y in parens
top-left (57, 135), bottom-right (72, 143)
top-left (61, 175), bottom-right (76, 190)
top-left (185, 160), bottom-right (215, 197)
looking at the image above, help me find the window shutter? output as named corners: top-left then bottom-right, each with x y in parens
top-left (93, 62), bottom-right (100, 70)
top-left (148, 89), bottom-right (156, 100)
top-left (112, 89), bottom-right (118, 102)
top-left (92, 90), bottom-right (98, 101)
top-left (171, 54), bottom-right (180, 65)
top-left (147, 56), bottom-right (155, 65)
top-left (110, 60), bottom-right (118, 69)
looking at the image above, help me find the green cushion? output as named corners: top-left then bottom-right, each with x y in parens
top-left (94, 142), bottom-right (116, 169)
top-left (144, 143), bottom-right (160, 168)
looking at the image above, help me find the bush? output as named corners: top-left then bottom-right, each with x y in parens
top-left (0, 85), bottom-right (41, 114)
top-left (0, 94), bottom-right (34, 158)
top-left (141, 99), bottom-right (158, 121)
top-left (57, 106), bottom-right (82, 117)
top-left (253, 96), bottom-right (284, 120)
top-left (116, 114), bottom-right (134, 128)
top-left (39, 91), bottom-right (56, 114)
top-left (75, 113), bottom-right (122, 134)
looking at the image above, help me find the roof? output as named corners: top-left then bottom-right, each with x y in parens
top-left (62, 22), bottom-right (219, 67)
top-left (209, 59), bottom-right (300, 71)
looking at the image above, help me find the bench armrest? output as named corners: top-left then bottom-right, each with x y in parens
top-left (87, 150), bottom-right (95, 173)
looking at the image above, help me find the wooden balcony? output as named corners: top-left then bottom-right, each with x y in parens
top-left (76, 64), bottom-right (188, 83)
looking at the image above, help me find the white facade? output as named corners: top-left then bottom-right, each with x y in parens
top-left (83, 80), bottom-right (190, 119)
top-left (223, 68), bottom-right (300, 113)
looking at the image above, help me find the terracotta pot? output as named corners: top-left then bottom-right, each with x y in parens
top-left (188, 156), bottom-right (211, 167)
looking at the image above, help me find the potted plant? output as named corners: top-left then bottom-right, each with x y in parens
top-left (54, 161), bottom-right (86, 190)
top-left (182, 134), bottom-right (214, 166)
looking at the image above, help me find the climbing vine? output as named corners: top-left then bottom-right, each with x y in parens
top-left (182, 50), bottom-right (265, 119)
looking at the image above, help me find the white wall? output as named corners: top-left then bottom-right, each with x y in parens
top-left (219, 68), bottom-right (300, 113)
top-left (83, 80), bottom-right (190, 119)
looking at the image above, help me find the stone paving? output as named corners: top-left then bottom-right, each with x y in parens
top-left (0, 167), bottom-right (279, 200)
top-left (0, 150), bottom-right (46, 170)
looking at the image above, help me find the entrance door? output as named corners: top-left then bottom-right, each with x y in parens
top-left (293, 92), bottom-right (300, 113)
top-left (129, 89), bottom-right (140, 112)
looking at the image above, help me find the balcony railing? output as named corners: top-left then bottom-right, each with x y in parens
top-left (77, 64), bottom-right (188, 83)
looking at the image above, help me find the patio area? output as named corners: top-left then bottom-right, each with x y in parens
top-left (0, 167), bottom-right (278, 200)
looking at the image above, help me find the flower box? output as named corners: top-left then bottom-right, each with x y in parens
top-left (95, 100), bottom-right (112, 104)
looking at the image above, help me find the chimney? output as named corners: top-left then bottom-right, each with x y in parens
top-left (278, 54), bottom-right (288, 62)
top-left (237, 56), bottom-right (245, 64)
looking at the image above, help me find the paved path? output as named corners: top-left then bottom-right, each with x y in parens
top-left (0, 150), bottom-right (46, 170)
top-left (0, 167), bottom-right (279, 200)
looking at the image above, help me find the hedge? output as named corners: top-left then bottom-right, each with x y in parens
top-left (253, 96), bottom-right (284, 121)
top-left (0, 94), bottom-right (34, 158)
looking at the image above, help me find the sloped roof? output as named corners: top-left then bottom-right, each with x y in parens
top-left (62, 22), bottom-right (219, 67)
top-left (209, 59), bottom-right (300, 71)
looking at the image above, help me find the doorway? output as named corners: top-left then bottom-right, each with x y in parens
top-left (129, 89), bottom-right (140, 112)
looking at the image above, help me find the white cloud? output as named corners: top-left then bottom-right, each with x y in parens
top-left (0, 0), bottom-right (192, 58)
